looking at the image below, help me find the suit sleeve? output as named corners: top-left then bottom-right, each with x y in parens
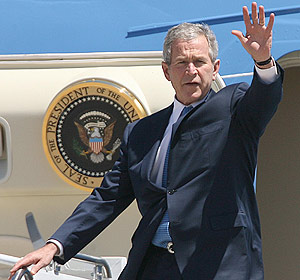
top-left (52, 123), bottom-right (135, 264)
top-left (231, 62), bottom-right (284, 138)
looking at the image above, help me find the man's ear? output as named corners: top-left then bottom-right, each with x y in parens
top-left (212, 59), bottom-right (220, 81)
top-left (162, 61), bottom-right (171, 81)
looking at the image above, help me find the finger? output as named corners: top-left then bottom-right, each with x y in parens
top-left (30, 261), bottom-right (47, 275)
top-left (231, 30), bottom-right (247, 45)
top-left (10, 257), bottom-right (48, 277)
top-left (231, 30), bottom-right (245, 39)
top-left (266, 13), bottom-right (275, 34)
top-left (9, 262), bottom-right (28, 280)
top-left (8, 272), bottom-right (16, 280)
top-left (259, 5), bottom-right (265, 26)
top-left (10, 259), bottom-right (29, 274)
top-left (243, 6), bottom-right (252, 31)
top-left (251, 2), bottom-right (258, 24)
top-left (10, 252), bottom-right (40, 274)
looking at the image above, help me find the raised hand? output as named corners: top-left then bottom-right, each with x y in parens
top-left (232, 2), bottom-right (274, 63)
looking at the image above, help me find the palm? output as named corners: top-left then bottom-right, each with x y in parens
top-left (232, 2), bottom-right (274, 62)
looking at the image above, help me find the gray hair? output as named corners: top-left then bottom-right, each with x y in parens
top-left (163, 22), bottom-right (219, 65)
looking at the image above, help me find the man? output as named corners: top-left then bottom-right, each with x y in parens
top-left (10, 2), bottom-right (283, 280)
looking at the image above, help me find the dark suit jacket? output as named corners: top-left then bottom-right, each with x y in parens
top-left (52, 65), bottom-right (283, 280)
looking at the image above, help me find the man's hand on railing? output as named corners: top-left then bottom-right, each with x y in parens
top-left (8, 243), bottom-right (58, 280)
top-left (10, 268), bottom-right (33, 280)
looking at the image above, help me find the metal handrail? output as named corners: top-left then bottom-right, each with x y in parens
top-left (11, 268), bottom-right (33, 280)
top-left (74, 253), bottom-right (112, 279)
top-left (25, 212), bottom-right (112, 279)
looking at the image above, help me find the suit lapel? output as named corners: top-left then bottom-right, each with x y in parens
top-left (140, 104), bottom-right (173, 185)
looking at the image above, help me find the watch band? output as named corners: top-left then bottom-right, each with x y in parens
top-left (254, 56), bottom-right (272, 66)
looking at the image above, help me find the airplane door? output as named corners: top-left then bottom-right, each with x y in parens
top-left (257, 53), bottom-right (300, 279)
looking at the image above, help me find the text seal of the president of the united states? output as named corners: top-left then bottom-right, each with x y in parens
top-left (43, 79), bottom-right (147, 191)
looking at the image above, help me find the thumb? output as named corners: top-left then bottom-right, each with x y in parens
top-left (231, 30), bottom-right (247, 44)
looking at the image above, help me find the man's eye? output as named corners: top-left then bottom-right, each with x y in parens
top-left (195, 60), bottom-right (203, 65)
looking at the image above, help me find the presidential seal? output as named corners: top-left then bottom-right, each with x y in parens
top-left (42, 79), bottom-right (147, 191)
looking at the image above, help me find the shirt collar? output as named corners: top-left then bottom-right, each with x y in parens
top-left (171, 90), bottom-right (211, 122)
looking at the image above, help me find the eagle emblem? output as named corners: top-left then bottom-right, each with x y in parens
top-left (74, 111), bottom-right (121, 163)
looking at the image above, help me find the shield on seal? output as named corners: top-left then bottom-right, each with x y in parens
top-left (89, 137), bottom-right (103, 154)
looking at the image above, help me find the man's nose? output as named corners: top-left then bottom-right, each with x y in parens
top-left (186, 63), bottom-right (197, 75)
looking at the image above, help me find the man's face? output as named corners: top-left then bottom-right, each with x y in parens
top-left (162, 35), bottom-right (220, 105)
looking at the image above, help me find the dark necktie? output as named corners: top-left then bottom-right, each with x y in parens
top-left (152, 106), bottom-right (193, 248)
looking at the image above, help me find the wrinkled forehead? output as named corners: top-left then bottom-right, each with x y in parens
top-left (170, 36), bottom-right (210, 59)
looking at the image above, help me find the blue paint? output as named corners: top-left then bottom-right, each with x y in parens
top-left (0, 0), bottom-right (299, 76)
top-left (127, 5), bottom-right (300, 37)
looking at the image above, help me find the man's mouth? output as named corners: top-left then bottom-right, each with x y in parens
top-left (184, 81), bottom-right (200, 86)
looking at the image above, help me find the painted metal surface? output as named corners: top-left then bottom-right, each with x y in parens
top-left (1, 0), bottom-right (300, 83)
